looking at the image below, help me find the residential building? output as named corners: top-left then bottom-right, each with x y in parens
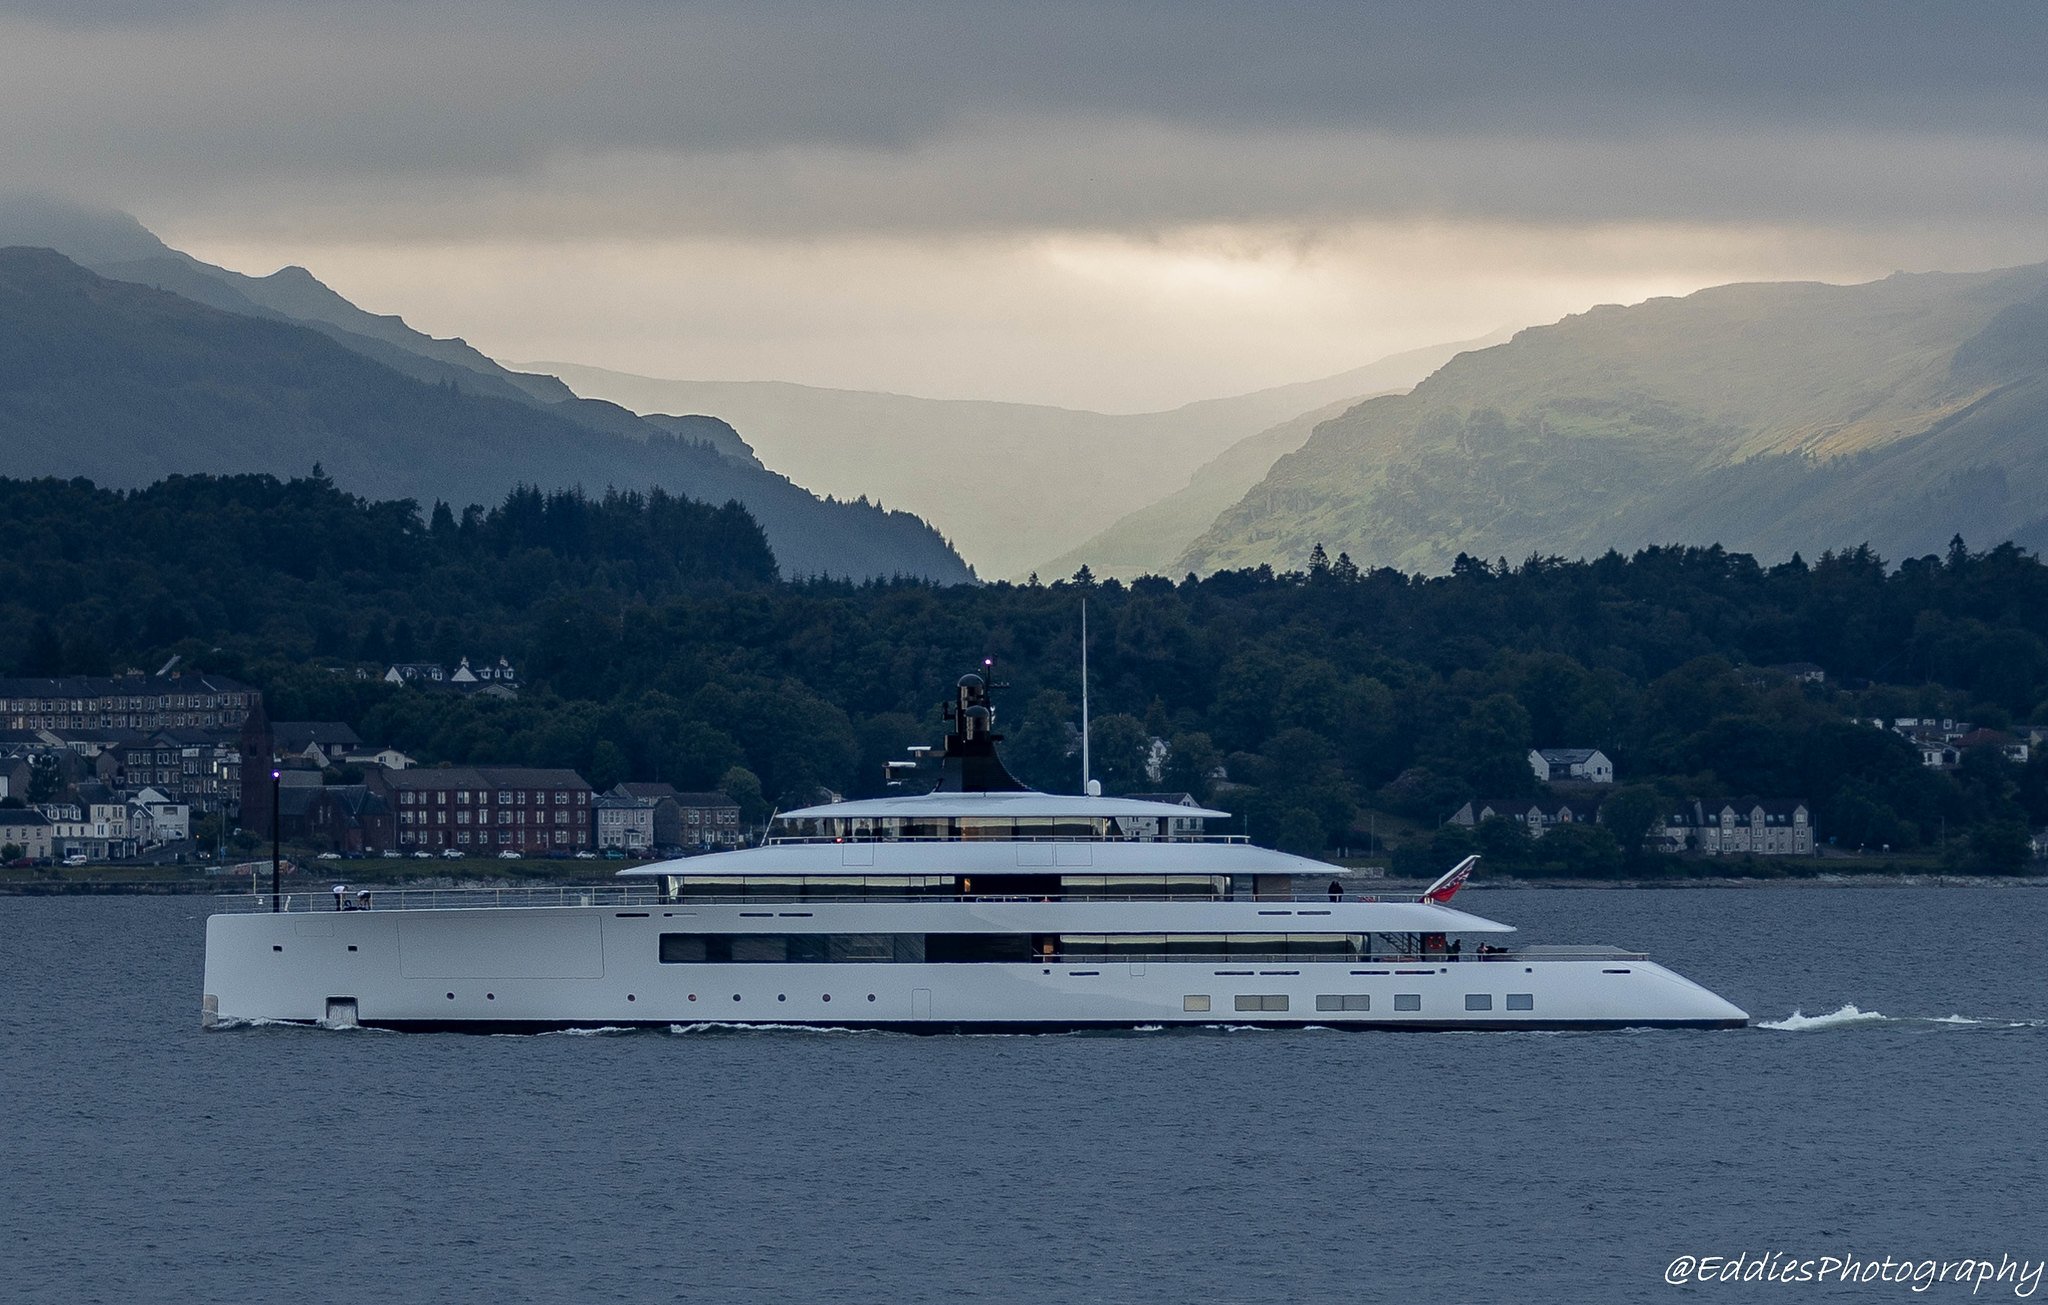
top-left (1651, 799), bottom-right (1814, 856)
top-left (1953, 728), bottom-right (2029, 766)
top-left (128, 787), bottom-right (190, 844)
top-left (669, 790), bottom-right (744, 849)
top-left (1529, 748), bottom-right (1614, 785)
top-left (272, 722), bottom-right (363, 768)
top-left (1448, 797), bottom-right (1593, 838)
top-left (0, 808), bottom-right (53, 860)
top-left (385, 657), bottom-right (519, 695)
top-left (0, 673), bottom-right (258, 732)
top-left (364, 765), bottom-right (594, 854)
top-left (1119, 792), bottom-right (1209, 840)
top-left (595, 792), bottom-right (658, 852)
top-left (615, 783), bottom-right (744, 850)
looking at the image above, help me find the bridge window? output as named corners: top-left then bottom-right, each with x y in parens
top-left (1316, 994), bottom-right (1370, 1012)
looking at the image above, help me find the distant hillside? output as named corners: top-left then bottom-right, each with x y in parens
top-left (0, 248), bottom-right (970, 581)
top-left (0, 195), bottom-right (760, 468)
top-left (1181, 263), bottom-right (2048, 574)
top-left (533, 336), bottom-right (1492, 578)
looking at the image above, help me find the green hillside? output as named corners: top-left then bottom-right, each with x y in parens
top-left (1181, 264), bottom-right (2048, 574)
top-left (0, 248), bottom-right (970, 582)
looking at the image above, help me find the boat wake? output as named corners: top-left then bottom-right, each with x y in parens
top-left (1760, 1004), bottom-right (2044, 1031)
top-left (664, 1021), bottom-right (897, 1036)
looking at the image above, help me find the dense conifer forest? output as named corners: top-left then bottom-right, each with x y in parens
top-left (6, 473), bottom-right (2047, 875)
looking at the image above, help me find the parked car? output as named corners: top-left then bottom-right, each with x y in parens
top-left (380, 850), bottom-right (402, 859)
top-left (62, 854), bottom-right (89, 866)
top-left (411, 849), bottom-right (433, 859)
top-left (602, 848), bottom-right (624, 860)
top-left (316, 852), bottom-right (341, 861)
top-left (441, 848), bottom-right (463, 859)
top-left (5, 857), bottom-right (31, 869)
top-left (496, 850), bottom-right (521, 860)
top-left (574, 850), bottom-right (597, 860)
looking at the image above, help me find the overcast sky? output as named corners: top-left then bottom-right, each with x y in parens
top-left (6, 1), bottom-right (2047, 409)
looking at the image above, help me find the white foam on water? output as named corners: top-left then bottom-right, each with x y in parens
top-left (1759, 1004), bottom-right (1889, 1030)
top-left (664, 1021), bottom-right (893, 1036)
top-left (536, 1025), bottom-right (634, 1037)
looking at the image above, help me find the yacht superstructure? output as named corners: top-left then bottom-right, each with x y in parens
top-left (202, 673), bottom-right (1748, 1032)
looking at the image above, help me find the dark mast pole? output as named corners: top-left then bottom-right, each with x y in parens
top-left (270, 768), bottom-right (281, 912)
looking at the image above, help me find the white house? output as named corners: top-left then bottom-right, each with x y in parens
top-left (1530, 748), bottom-right (1614, 785)
top-left (1119, 793), bottom-right (1210, 841)
top-left (129, 786), bottom-right (190, 843)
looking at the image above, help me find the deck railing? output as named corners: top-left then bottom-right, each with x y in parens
top-left (213, 887), bottom-right (1427, 913)
top-left (761, 833), bottom-right (1255, 847)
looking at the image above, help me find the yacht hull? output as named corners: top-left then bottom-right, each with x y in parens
top-left (203, 905), bottom-right (1749, 1032)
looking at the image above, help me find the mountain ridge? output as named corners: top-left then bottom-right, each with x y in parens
top-left (0, 247), bottom-right (970, 582)
top-left (535, 333), bottom-right (1500, 578)
top-left (1179, 261), bottom-right (2048, 575)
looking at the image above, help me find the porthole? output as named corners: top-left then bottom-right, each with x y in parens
top-left (627, 994), bottom-right (636, 1002)
top-left (732, 994), bottom-right (742, 1002)
top-left (688, 994), bottom-right (697, 1002)
top-left (445, 992), bottom-right (455, 1000)
top-left (822, 994), bottom-right (832, 1002)
top-left (486, 993), bottom-right (495, 1001)
top-left (867, 994), bottom-right (876, 1002)
top-left (347, 945), bottom-right (358, 952)
top-left (272, 945), bottom-right (283, 952)
top-left (777, 994), bottom-right (787, 1002)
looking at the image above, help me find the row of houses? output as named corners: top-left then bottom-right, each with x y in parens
top-left (382, 656), bottom-right (520, 697)
top-left (0, 785), bottom-right (192, 861)
top-left (1449, 796), bottom-right (1816, 856)
top-left (1874, 718), bottom-right (2033, 769)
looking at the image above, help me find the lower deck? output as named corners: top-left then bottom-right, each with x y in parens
top-left (203, 904), bottom-right (1749, 1031)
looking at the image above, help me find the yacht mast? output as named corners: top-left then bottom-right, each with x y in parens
top-left (1080, 600), bottom-right (1093, 795)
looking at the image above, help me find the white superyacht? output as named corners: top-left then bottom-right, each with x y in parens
top-left (202, 672), bottom-right (1748, 1032)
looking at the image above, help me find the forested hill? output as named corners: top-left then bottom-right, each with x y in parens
top-left (9, 472), bottom-right (2048, 876)
top-left (1181, 260), bottom-right (2048, 576)
top-left (0, 247), bottom-right (971, 582)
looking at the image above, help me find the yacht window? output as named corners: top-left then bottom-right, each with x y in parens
top-left (1182, 995), bottom-right (1211, 1012)
top-left (1394, 994), bottom-right (1422, 1012)
top-left (1465, 994), bottom-right (1493, 1011)
top-left (828, 934), bottom-right (897, 963)
top-left (926, 933), bottom-right (1035, 963)
top-left (1316, 994), bottom-right (1370, 1012)
top-left (1233, 994), bottom-right (1289, 1012)
top-left (1506, 993), bottom-right (1535, 1011)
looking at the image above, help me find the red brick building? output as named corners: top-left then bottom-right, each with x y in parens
top-left (363, 766), bottom-right (594, 854)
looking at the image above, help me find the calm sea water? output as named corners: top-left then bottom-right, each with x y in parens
top-left (5, 886), bottom-right (2044, 1305)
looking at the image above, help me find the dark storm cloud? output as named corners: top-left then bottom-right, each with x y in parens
top-left (2, 0), bottom-right (2045, 237)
